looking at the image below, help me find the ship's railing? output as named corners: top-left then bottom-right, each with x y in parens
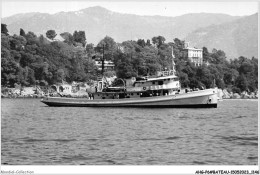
top-left (149, 85), bottom-right (166, 90)
top-left (127, 85), bottom-right (168, 91)
top-left (157, 70), bottom-right (175, 77)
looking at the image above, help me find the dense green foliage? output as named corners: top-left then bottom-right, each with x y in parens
top-left (73, 31), bottom-right (86, 47)
top-left (46, 30), bottom-right (57, 40)
top-left (1, 26), bottom-right (96, 87)
top-left (1, 24), bottom-right (8, 35)
top-left (1, 24), bottom-right (258, 93)
top-left (20, 28), bottom-right (26, 37)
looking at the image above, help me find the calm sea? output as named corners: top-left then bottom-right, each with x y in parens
top-left (1, 98), bottom-right (258, 165)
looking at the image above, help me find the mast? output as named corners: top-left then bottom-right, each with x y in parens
top-left (101, 44), bottom-right (105, 90)
top-left (101, 44), bottom-right (105, 76)
top-left (171, 46), bottom-right (176, 75)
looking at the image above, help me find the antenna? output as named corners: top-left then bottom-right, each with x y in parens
top-left (171, 46), bottom-right (176, 75)
top-left (102, 44), bottom-right (105, 76)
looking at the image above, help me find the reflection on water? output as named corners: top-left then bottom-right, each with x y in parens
top-left (1, 99), bottom-right (258, 165)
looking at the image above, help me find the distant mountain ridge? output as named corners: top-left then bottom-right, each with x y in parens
top-left (1, 6), bottom-right (258, 59)
top-left (1, 6), bottom-right (241, 42)
top-left (185, 13), bottom-right (258, 59)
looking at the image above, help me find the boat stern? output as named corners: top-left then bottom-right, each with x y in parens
top-left (207, 89), bottom-right (218, 108)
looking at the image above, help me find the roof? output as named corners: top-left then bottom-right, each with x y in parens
top-left (184, 47), bottom-right (203, 51)
top-left (148, 74), bottom-right (178, 81)
top-left (46, 34), bottom-right (65, 42)
top-left (54, 34), bottom-right (65, 42)
top-left (136, 74), bottom-right (178, 82)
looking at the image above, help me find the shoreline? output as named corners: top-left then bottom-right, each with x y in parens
top-left (1, 87), bottom-right (258, 100)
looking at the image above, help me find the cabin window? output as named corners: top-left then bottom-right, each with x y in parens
top-left (98, 94), bottom-right (100, 96)
top-left (158, 81), bottom-right (163, 85)
top-left (152, 81), bottom-right (155, 85)
top-left (131, 93), bottom-right (133, 96)
top-left (137, 93), bottom-right (139, 95)
top-left (168, 79), bottom-right (170, 81)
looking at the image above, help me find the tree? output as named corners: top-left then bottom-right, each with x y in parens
top-left (178, 72), bottom-right (189, 88)
top-left (25, 31), bottom-right (38, 45)
top-left (46, 30), bottom-right (57, 40)
top-left (1, 23), bottom-right (8, 35)
top-left (173, 38), bottom-right (185, 49)
top-left (116, 61), bottom-right (137, 79)
top-left (137, 39), bottom-right (145, 47)
top-left (152, 36), bottom-right (165, 48)
top-left (97, 36), bottom-right (116, 50)
top-left (210, 49), bottom-right (226, 64)
top-left (20, 28), bottom-right (26, 36)
top-left (1, 59), bottom-right (19, 87)
top-left (73, 30), bottom-right (86, 47)
top-left (97, 36), bottom-right (117, 61)
top-left (39, 34), bottom-right (50, 45)
top-left (9, 34), bottom-right (27, 50)
top-left (60, 32), bottom-right (74, 45)
top-left (55, 68), bottom-right (65, 82)
top-left (202, 47), bottom-right (212, 63)
top-left (20, 52), bottom-right (36, 67)
top-left (223, 68), bottom-right (239, 85)
top-left (235, 74), bottom-right (248, 92)
top-left (146, 39), bottom-right (151, 46)
top-left (85, 43), bottom-right (95, 56)
top-left (27, 67), bottom-right (36, 85)
top-left (239, 58), bottom-right (253, 74)
top-left (196, 65), bottom-right (213, 88)
top-left (1, 34), bottom-right (10, 49)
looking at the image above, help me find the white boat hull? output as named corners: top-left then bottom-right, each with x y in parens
top-left (41, 89), bottom-right (218, 108)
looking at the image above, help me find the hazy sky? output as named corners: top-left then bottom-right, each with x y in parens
top-left (1, 1), bottom-right (258, 18)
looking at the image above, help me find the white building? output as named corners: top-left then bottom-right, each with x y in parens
top-left (184, 42), bottom-right (203, 66)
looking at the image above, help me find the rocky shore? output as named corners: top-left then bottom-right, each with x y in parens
top-left (1, 86), bottom-right (89, 99)
top-left (219, 89), bottom-right (258, 99)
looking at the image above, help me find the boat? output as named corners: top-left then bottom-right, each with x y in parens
top-left (41, 48), bottom-right (218, 108)
top-left (41, 71), bottom-right (218, 108)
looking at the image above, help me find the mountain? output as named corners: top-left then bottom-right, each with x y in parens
top-left (2, 6), bottom-right (240, 44)
top-left (2, 6), bottom-right (257, 59)
top-left (185, 13), bottom-right (258, 59)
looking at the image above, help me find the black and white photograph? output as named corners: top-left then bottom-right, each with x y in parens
top-left (1, 0), bottom-right (259, 174)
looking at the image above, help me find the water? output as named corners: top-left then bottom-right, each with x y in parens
top-left (1, 98), bottom-right (258, 165)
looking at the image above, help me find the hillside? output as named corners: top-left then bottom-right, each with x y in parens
top-left (185, 13), bottom-right (258, 59)
top-left (2, 6), bottom-right (240, 44)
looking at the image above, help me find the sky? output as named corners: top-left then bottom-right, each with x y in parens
top-left (1, 1), bottom-right (259, 18)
